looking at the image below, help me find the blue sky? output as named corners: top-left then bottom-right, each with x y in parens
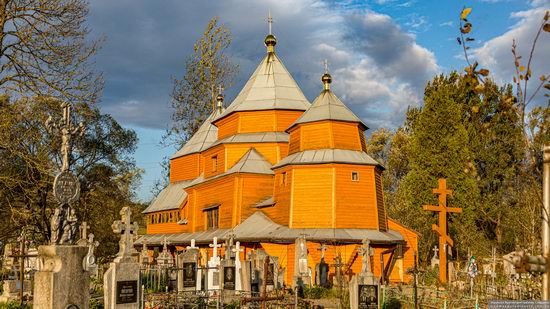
top-left (85, 0), bottom-right (549, 202)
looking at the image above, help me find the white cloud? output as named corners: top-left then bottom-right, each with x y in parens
top-left (473, 7), bottom-right (549, 105)
top-left (440, 21), bottom-right (453, 27)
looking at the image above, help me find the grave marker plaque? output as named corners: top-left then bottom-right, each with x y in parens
top-left (116, 280), bottom-right (138, 304)
top-left (358, 284), bottom-right (378, 309)
top-left (223, 266), bottom-right (236, 290)
top-left (183, 262), bottom-right (197, 288)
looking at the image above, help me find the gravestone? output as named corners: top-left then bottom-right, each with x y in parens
top-left (253, 249), bottom-right (279, 291)
top-left (207, 237), bottom-right (222, 291)
top-left (221, 235), bottom-right (236, 291)
top-left (293, 236), bottom-right (310, 288)
top-left (350, 239), bottom-right (380, 309)
top-left (315, 244), bottom-right (330, 287)
top-left (103, 207), bottom-right (141, 309)
top-left (178, 239), bottom-right (200, 292)
top-left (430, 246), bottom-right (439, 269)
top-left (156, 237), bottom-right (174, 268)
top-left (139, 242), bottom-right (151, 267)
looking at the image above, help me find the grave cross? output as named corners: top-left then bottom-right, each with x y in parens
top-left (422, 178), bottom-right (462, 284)
top-left (187, 239), bottom-right (198, 250)
top-left (331, 253), bottom-right (345, 289)
top-left (432, 246), bottom-right (439, 259)
top-left (358, 239), bottom-right (375, 274)
top-left (76, 221), bottom-right (89, 246)
top-left (232, 241), bottom-right (244, 259)
top-left (111, 207), bottom-right (139, 262)
top-left (209, 237), bottom-right (221, 258)
top-left (318, 243), bottom-right (328, 260)
top-left (83, 233), bottom-right (99, 273)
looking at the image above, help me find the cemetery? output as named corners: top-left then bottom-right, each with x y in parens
top-left (0, 2), bottom-right (549, 309)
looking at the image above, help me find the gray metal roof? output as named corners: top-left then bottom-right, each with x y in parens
top-left (142, 180), bottom-right (191, 214)
top-left (171, 108), bottom-right (224, 159)
top-left (251, 196), bottom-right (275, 208)
top-left (289, 89), bottom-right (367, 130)
top-left (214, 53), bottom-right (310, 122)
top-left (136, 211), bottom-right (403, 245)
top-left (209, 132), bottom-right (289, 148)
top-left (273, 149), bottom-right (381, 169)
top-left (227, 148), bottom-right (274, 175)
top-left (185, 148), bottom-right (274, 188)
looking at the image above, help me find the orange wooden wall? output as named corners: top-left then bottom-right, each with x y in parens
top-left (287, 121), bottom-right (364, 155)
top-left (170, 153), bottom-right (201, 183)
top-left (214, 110), bottom-right (304, 140)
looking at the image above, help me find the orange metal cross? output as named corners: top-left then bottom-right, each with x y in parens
top-left (423, 178), bottom-right (462, 284)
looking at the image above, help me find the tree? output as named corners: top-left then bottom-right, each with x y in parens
top-left (166, 16), bottom-right (238, 148)
top-left (0, 0), bottom-right (103, 104)
top-left (0, 96), bottom-right (142, 259)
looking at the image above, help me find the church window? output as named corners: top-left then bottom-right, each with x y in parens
top-left (351, 171), bottom-right (359, 181)
top-left (206, 208), bottom-right (219, 229)
top-left (212, 155), bottom-right (218, 172)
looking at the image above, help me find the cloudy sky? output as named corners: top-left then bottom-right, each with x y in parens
top-left (85, 0), bottom-right (549, 201)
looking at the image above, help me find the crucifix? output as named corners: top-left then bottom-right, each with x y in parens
top-left (422, 178), bottom-right (462, 284)
top-left (45, 102), bottom-right (85, 172)
top-left (46, 102), bottom-right (85, 245)
top-left (331, 252), bottom-right (344, 289)
top-left (111, 207), bottom-right (139, 262)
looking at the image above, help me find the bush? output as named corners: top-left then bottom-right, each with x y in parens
top-left (382, 297), bottom-right (402, 309)
top-left (0, 301), bottom-right (32, 309)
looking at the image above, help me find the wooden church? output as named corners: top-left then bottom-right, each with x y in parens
top-left (138, 29), bottom-right (418, 284)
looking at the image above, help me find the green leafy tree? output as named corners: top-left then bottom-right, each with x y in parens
top-left (166, 16), bottom-right (238, 148)
top-left (0, 96), bottom-right (142, 259)
top-left (0, 0), bottom-right (103, 104)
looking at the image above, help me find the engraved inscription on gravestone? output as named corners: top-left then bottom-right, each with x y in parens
top-left (116, 280), bottom-right (138, 304)
top-left (53, 170), bottom-right (80, 205)
top-left (358, 285), bottom-right (378, 309)
top-left (183, 262), bottom-right (196, 288)
top-left (224, 266), bottom-right (236, 290)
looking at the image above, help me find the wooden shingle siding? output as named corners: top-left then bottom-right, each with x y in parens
top-left (388, 218), bottom-right (418, 283)
top-left (201, 145), bottom-right (226, 178)
top-left (288, 129), bottom-right (300, 155)
top-left (300, 122), bottom-right (331, 150)
top-left (216, 113), bottom-right (239, 139)
top-left (268, 167), bottom-right (292, 224)
top-left (332, 122), bottom-right (362, 151)
top-left (239, 111), bottom-right (277, 133)
top-left (240, 175), bottom-right (274, 223)
top-left (191, 176), bottom-right (235, 231)
top-left (275, 110), bottom-right (303, 131)
top-left (334, 165), bottom-right (378, 229)
top-left (225, 143), bottom-right (282, 167)
top-left (291, 167), bottom-right (333, 228)
top-left (170, 153), bottom-right (200, 182)
top-left (375, 169), bottom-right (388, 231)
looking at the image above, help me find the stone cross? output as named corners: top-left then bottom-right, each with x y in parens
top-left (332, 253), bottom-right (345, 288)
top-left (76, 221), bottom-right (89, 246)
top-left (232, 241), bottom-right (244, 261)
top-left (187, 239), bottom-right (197, 250)
top-left (358, 239), bottom-right (374, 274)
top-left (224, 233), bottom-right (236, 259)
top-left (423, 178), bottom-right (462, 284)
top-left (318, 243), bottom-right (328, 260)
top-left (140, 242), bottom-right (150, 265)
top-left (45, 102), bottom-right (85, 172)
top-left (111, 207), bottom-right (139, 262)
top-left (83, 233), bottom-right (99, 274)
top-left (209, 237), bottom-right (221, 258)
top-left (432, 246), bottom-right (439, 259)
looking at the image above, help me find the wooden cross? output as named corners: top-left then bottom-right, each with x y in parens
top-left (422, 178), bottom-right (462, 284)
top-left (111, 207), bottom-right (139, 261)
top-left (209, 237), bottom-right (221, 258)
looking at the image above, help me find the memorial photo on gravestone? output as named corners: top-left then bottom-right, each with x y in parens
top-left (224, 266), bottom-right (236, 290)
top-left (358, 284), bottom-right (378, 309)
top-left (183, 262), bottom-right (196, 288)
